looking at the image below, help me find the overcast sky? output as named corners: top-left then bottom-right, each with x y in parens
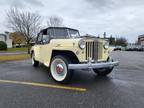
top-left (0, 0), bottom-right (144, 42)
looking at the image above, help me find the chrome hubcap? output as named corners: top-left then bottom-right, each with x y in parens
top-left (56, 64), bottom-right (64, 74)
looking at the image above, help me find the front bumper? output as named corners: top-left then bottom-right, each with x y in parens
top-left (68, 60), bottom-right (119, 70)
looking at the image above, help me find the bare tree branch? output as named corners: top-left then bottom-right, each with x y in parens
top-left (47, 16), bottom-right (64, 27)
top-left (6, 7), bottom-right (42, 53)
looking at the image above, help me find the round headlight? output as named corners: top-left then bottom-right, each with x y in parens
top-left (79, 41), bottom-right (86, 49)
top-left (104, 41), bottom-right (109, 49)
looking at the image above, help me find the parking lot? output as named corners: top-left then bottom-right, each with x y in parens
top-left (0, 51), bottom-right (144, 108)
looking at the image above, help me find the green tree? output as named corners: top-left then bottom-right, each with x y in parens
top-left (0, 41), bottom-right (7, 51)
top-left (103, 32), bottom-right (106, 38)
top-left (115, 37), bottom-right (128, 47)
top-left (109, 35), bottom-right (115, 45)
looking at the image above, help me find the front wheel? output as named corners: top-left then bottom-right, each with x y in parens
top-left (50, 55), bottom-right (71, 83)
top-left (93, 67), bottom-right (113, 76)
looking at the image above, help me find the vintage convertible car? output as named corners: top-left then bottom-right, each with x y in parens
top-left (31, 27), bottom-right (119, 83)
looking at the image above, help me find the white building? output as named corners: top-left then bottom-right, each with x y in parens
top-left (0, 32), bottom-right (12, 48)
top-left (138, 35), bottom-right (144, 45)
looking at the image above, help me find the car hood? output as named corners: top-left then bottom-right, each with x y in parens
top-left (50, 37), bottom-right (105, 47)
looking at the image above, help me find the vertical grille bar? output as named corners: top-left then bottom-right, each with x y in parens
top-left (91, 42), bottom-right (93, 59)
top-left (88, 42), bottom-right (89, 58)
top-left (86, 42), bottom-right (88, 60)
top-left (93, 41), bottom-right (95, 60)
top-left (91, 42), bottom-right (94, 59)
top-left (88, 42), bottom-right (90, 58)
top-left (98, 42), bottom-right (103, 59)
top-left (89, 42), bottom-right (91, 58)
top-left (94, 41), bottom-right (98, 61)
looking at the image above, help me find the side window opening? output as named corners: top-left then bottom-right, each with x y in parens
top-left (36, 32), bottom-right (43, 44)
top-left (42, 29), bottom-right (50, 44)
top-left (48, 28), bottom-right (54, 38)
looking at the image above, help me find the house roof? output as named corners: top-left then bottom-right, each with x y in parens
top-left (138, 34), bottom-right (144, 38)
top-left (0, 34), bottom-right (6, 37)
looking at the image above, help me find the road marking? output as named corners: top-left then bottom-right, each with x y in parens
top-left (0, 79), bottom-right (86, 92)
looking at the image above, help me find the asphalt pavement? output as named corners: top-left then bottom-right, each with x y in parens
top-left (0, 51), bottom-right (144, 108)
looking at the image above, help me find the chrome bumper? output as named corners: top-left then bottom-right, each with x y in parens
top-left (68, 61), bottom-right (119, 70)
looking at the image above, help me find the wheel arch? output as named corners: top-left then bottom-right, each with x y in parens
top-left (30, 50), bottom-right (34, 58)
top-left (51, 50), bottom-right (79, 64)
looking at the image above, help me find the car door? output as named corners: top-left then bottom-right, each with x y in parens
top-left (34, 32), bottom-right (43, 61)
top-left (39, 29), bottom-right (52, 65)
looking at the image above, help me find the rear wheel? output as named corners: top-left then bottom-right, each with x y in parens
top-left (50, 55), bottom-right (71, 83)
top-left (31, 53), bottom-right (39, 67)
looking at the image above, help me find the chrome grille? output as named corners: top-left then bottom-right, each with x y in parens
top-left (85, 40), bottom-right (103, 61)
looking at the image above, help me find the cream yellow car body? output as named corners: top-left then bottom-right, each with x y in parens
top-left (31, 38), bottom-right (110, 67)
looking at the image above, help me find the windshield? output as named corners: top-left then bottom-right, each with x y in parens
top-left (52, 28), bottom-right (68, 38)
top-left (50, 28), bottom-right (80, 39)
top-left (68, 29), bottom-right (80, 38)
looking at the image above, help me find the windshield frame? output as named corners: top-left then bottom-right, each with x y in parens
top-left (46, 27), bottom-right (80, 39)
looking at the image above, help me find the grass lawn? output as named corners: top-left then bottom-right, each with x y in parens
top-left (7, 47), bottom-right (28, 52)
top-left (0, 54), bottom-right (30, 61)
top-left (0, 47), bottom-right (28, 53)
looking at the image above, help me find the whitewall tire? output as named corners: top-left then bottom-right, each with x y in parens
top-left (50, 55), bottom-right (71, 83)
